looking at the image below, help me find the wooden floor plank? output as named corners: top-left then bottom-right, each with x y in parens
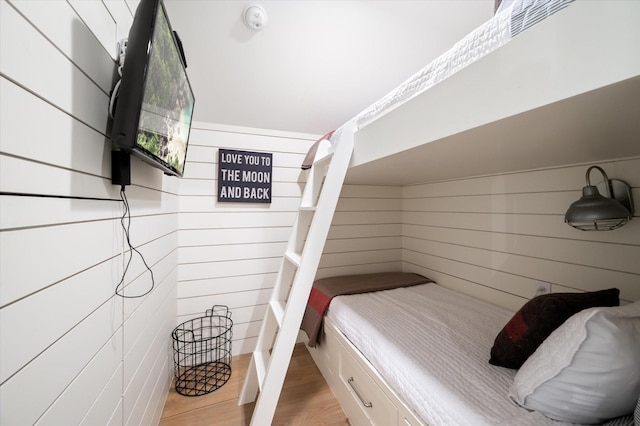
top-left (160, 344), bottom-right (348, 426)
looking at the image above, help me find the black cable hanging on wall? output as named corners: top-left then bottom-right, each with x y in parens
top-left (115, 185), bottom-right (155, 298)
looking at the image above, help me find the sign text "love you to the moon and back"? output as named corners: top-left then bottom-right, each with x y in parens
top-left (218, 149), bottom-right (272, 203)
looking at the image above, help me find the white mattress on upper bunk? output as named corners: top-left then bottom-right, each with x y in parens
top-left (340, 0), bottom-right (639, 186)
top-left (327, 0), bottom-right (575, 144)
top-left (327, 284), bottom-right (576, 425)
top-left (351, 0), bottom-right (575, 131)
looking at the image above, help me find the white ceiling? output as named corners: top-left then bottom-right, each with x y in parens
top-left (164, 1), bottom-right (495, 136)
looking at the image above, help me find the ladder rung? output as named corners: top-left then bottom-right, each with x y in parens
top-left (254, 350), bottom-right (270, 391)
top-left (284, 251), bottom-right (301, 267)
top-left (313, 150), bottom-right (334, 167)
top-left (269, 300), bottom-right (286, 327)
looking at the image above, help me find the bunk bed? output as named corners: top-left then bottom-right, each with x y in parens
top-left (303, 0), bottom-right (640, 425)
top-left (338, 0), bottom-right (640, 185)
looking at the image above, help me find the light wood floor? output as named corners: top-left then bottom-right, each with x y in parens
top-left (160, 344), bottom-right (349, 426)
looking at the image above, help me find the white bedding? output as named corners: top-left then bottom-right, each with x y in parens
top-left (326, 283), bottom-right (635, 426)
top-left (327, 283), bottom-right (526, 425)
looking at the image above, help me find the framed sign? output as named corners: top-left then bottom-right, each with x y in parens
top-left (218, 149), bottom-right (272, 203)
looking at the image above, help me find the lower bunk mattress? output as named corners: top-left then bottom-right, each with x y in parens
top-left (326, 283), bottom-right (521, 425)
top-left (324, 283), bottom-right (637, 426)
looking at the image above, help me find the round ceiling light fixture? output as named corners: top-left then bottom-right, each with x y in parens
top-left (243, 4), bottom-right (268, 31)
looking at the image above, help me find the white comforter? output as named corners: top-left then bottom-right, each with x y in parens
top-left (327, 284), bottom-right (525, 425)
top-left (327, 284), bottom-right (635, 426)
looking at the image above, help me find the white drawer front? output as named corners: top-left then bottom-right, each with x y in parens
top-left (338, 345), bottom-right (397, 426)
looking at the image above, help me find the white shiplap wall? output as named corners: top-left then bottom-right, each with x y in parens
top-left (178, 123), bottom-right (406, 356)
top-left (1, 1), bottom-right (176, 425)
top-left (320, 184), bottom-right (403, 278)
top-left (177, 123), bottom-right (319, 355)
top-left (401, 157), bottom-right (640, 311)
top-left (178, 130), bottom-right (640, 363)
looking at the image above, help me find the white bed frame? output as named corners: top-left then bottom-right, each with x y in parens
top-left (306, 318), bottom-right (425, 426)
top-left (306, 1), bottom-right (640, 424)
top-left (346, 0), bottom-right (640, 186)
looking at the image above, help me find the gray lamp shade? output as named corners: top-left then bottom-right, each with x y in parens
top-left (565, 186), bottom-right (631, 230)
top-left (564, 166), bottom-right (633, 231)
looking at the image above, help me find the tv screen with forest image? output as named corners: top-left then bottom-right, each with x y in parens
top-left (135, 3), bottom-right (193, 176)
top-left (110, 0), bottom-right (194, 178)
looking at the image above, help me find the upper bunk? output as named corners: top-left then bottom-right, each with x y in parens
top-left (341, 0), bottom-right (640, 185)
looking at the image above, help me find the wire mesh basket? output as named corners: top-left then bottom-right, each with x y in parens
top-left (172, 305), bottom-right (233, 396)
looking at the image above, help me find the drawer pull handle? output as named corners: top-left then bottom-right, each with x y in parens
top-left (347, 377), bottom-right (373, 408)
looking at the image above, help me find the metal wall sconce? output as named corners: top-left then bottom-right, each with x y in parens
top-left (565, 165), bottom-right (634, 231)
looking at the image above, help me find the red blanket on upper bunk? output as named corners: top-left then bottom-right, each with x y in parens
top-left (301, 130), bottom-right (334, 170)
top-left (301, 272), bottom-right (432, 347)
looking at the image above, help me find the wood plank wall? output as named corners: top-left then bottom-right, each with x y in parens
top-left (1, 1), bottom-right (175, 424)
top-left (401, 157), bottom-right (640, 311)
top-left (177, 123), bottom-right (318, 355)
top-left (177, 123), bottom-right (405, 355)
top-left (178, 130), bottom-right (640, 362)
top-left (320, 184), bottom-right (403, 278)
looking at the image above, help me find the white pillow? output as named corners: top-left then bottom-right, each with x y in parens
top-left (509, 301), bottom-right (640, 424)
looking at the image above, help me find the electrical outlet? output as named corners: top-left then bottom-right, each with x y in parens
top-left (534, 281), bottom-right (551, 297)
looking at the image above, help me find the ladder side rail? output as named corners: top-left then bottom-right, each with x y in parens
top-left (287, 207), bottom-right (314, 257)
top-left (271, 259), bottom-right (296, 316)
top-left (238, 144), bottom-right (332, 406)
top-left (237, 299), bottom-right (281, 403)
top-left (247, 127), bottom-right (355, 426)
top-left (300, 138), bottom-right (333, 208)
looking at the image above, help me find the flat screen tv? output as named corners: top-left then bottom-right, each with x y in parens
top-left (110, 0), bottom-right (194, 178)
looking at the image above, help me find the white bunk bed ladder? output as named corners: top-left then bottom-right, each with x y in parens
top-left (238, 124), bottom-right (355, 425)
